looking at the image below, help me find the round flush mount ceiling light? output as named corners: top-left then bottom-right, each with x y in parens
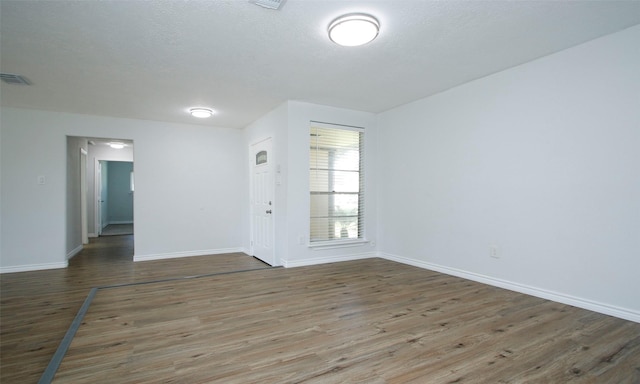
top-left (109, 142), bottom-right (125, 149)
top-left (189, 108), bottom-right (214, 118)
top-left (328, 14), bottom-right (379, 47)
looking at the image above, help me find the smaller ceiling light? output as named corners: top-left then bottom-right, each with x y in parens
top-left (328, 14), bottom-right (379, 47)
top-left (109, 142), bottom-right (125, 149)
top-left (189, 108), bottom-right (214, 118)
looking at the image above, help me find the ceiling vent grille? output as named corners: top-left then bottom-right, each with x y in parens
top-left (249, 0), bottom-right (284, 10)
top-left (0, 73), bottom-right (31, 85)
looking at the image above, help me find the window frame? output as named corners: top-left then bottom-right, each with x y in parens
top-left (308, 121), bottom-right (366, 247)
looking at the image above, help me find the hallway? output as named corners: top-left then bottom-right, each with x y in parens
top-left (100, 224), bottom-right (134, 236)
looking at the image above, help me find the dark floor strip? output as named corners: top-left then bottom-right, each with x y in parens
top-left (37, 266), bottom-right (279, 383)
top-left (252, 256), bottom-right (273, 266)
top-left (97, 266), bottom-right (279, 289)
top-left (38, 287), bottom-right (98, 384)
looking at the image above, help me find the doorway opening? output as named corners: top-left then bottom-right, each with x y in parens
top-left (66, 136), bottom-right (134, 261)
top-left (97, 160), bottom-right (134, 237)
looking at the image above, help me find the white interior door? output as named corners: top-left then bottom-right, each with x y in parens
top-left (251, 138), bottom-right (275, 265)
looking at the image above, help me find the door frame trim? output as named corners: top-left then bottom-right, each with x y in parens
top-left (95, 159), bottom-right (102, 236)
top-left (80, 148), bottom-right (89, 244)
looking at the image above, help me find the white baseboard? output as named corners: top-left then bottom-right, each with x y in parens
top-left (380, 252), bottom-right (640, 324)
top-left (108, 220), bottom-right (134, 225)
top-left (67, 244), bottom-right (83, 260)
top-left (0, 261), bottom-right (68, 274)
top-left (88, 233), bottom-right (98, 238)
top-left (283, 252), bottom-right (376, 268)
top-left (133, 247), bottom-right (245, 262)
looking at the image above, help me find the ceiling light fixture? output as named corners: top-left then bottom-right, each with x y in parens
top-left (109, 142), bottom-right (125, 149)
top-left (189, 108), bottom-right (214, 118)
top-left (0, 73), bottom-right (31, 85)
top-left (249, 0), bottom-right (284, 10)
top-left (328, 14), bottom-right (379, 47)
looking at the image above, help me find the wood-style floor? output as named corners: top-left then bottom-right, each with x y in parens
top-left (0, 235), bottom-right (269, 383)
top-left (100, 224), bottom-right (134, 236)
top-left (2, 236), bottom-right (640, 383)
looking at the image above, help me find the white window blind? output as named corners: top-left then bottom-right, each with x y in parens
top-left (310, 122), bottom-right (364, 243)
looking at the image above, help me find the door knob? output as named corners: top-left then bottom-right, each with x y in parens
top-left (266, 210), bottom-right (272, 214)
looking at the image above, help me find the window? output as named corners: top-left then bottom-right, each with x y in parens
top-left (310, 122), bottom-right (364, 243)
top-left (256, 150), bottom-right (268, 165)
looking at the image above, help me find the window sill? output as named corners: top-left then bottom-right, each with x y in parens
top-left (308, 239), bottom-right (369, 250)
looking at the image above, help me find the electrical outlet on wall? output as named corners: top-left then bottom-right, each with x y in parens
top-left (490, 245), bottom-right (500, 259)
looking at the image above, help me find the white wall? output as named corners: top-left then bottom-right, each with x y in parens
top-left (0, 108), bottom-right (246, 271)
top-left (284, 101), bottom-right (378, 266)
top-left (377, 25), bottom-right (640, 322)
top-left (1, 112), bottom-right (67, 271)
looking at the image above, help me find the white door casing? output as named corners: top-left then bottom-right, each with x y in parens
top-left (100, 161), bottom-right (108, 231)
top-left (96, 160), bottom-right (103, 236)
top-left (250, 138), bottom-right (275, 265)
top-left (80, 148), bottom-right (88, 244)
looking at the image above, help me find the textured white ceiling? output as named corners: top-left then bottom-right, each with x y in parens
top-left (1, 1), bottom-right (639, 128)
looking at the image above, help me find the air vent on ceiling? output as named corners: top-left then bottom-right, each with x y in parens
top-left (0, 73), bottom-right (31, 85)
top-left (249, 0), bottom-right (284, 10)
